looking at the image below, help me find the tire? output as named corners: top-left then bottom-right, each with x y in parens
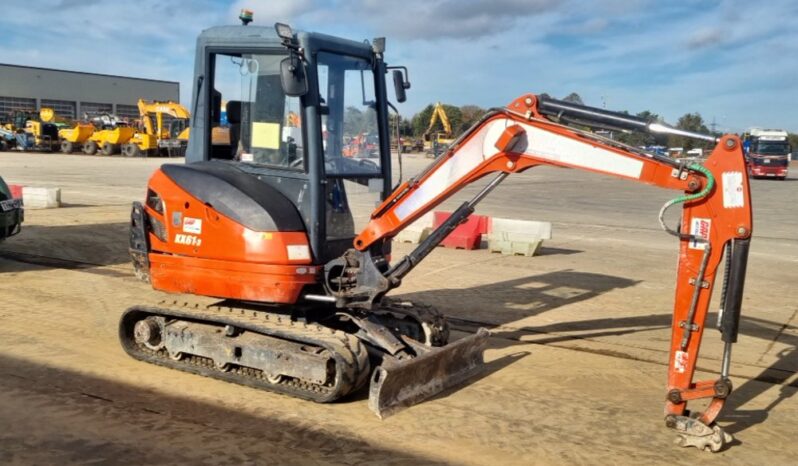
top-left (123, 144), bottom-right (141, 157)
top-left (61, 140), bottom-right (74, 153)
top-left (101, 142), bottom-right (117, 156)
top-left (83, 140), bottom-right (98, 155)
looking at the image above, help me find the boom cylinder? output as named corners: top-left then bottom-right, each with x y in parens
top-left (538, 96), bottom-right (649, 132)
top-left (537, 96), bottom-right (717, 142)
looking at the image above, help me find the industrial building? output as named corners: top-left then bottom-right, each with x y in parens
top-left (0, 63), bottom-right (180, 121)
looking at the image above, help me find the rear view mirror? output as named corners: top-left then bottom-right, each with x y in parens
top-left (392, 69), bottom-right (409, 103)
top-left (280, 55), bottom-right (308, 97)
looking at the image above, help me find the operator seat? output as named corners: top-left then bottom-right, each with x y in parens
top-left (227, 100), bottom-right (241, 160)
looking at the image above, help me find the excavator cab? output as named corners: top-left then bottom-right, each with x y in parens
top-left (183, 23), bottom-right (395, 262)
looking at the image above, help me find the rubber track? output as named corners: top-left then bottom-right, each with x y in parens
top-left (119, 299), bottom-right (370, 403)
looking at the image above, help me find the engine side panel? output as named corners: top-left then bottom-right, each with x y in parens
top-left (149, 254), bottom-right (317, 303)
top-left (143, 168), bottom-right (318, 303)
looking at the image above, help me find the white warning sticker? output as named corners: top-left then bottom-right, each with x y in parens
top-left (286, 244), bottom-right (311, 261)
top-left (722, 171), bottom-right (745, 208)
top-left (183, 217), bottom-right (202, 234)
top-left (674, 350), bottom-right (688, 373)
top-left (689, 218), bottom-right (711, 250)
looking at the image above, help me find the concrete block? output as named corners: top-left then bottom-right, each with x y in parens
top-left (488, 217), bottom-right (552, 239)
top-left (487, 234), bottom-right (543, 256)
top-left (394, 212), bottom-right (434, 244)
top-left (22, 186), bottom-right (61, 209)
top-left (487, 218), bottom-right (552, 257)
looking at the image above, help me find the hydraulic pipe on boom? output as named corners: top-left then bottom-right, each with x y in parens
top-left (325, 93), bottom-right (752, 452)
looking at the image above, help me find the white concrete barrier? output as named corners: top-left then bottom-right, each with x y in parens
top-left (394, 212), bottom-right (434, 244)
top-left (22, 187), bottom-right (61, 209)
top-left (487, 217), bottom-right (552, 257)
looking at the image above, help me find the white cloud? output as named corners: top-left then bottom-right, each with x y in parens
top-left (0, 0), bottom-right (229, 104)
top-left (1, 0), bottom-right (796, 131)
top-left (686, 28), bottom-right (726, 50)
top-left (229, 0), bottom-right (317, 23)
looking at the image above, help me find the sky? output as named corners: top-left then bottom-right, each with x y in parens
top-left (1, 0), bottom-right (796, 133)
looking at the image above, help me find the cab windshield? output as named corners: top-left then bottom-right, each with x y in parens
top-left (752, 141), bottom-right (789, 156)
top-left (210, 52), bottom-right (303, 168)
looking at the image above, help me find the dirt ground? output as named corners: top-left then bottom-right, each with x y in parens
top-left (1, 151), bottom-right (797, 465)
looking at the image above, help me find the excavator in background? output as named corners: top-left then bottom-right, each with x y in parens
top-left (423, 101), bottom-right (454, 157)
top-left (122, 99), bottom-right (190, 157)
top-left (122, 18), bottom-right (752, 452)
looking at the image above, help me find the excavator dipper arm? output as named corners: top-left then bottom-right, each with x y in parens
top-left (325, 93), bottom-right (752, 450)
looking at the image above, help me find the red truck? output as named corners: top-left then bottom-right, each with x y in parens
top-left (744, 128), bottom-right (791, 179)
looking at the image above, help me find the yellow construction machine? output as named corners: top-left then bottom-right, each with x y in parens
top-left (82, 113), bottom-right (135, 155)
top-left (122, 99), bottom-right (190, 157)
top-left (7, 108), bottom-right (61, 152)
top-left (423, 102), bottom-right (454, 157)
top-left (58, 123), bottom-right (95, 153)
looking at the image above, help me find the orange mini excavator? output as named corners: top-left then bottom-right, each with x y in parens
top-left (122, 18), bottom-right (752, 452)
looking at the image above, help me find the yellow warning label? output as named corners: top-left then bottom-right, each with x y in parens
top-left (251, 122), bottom-right (280, 149)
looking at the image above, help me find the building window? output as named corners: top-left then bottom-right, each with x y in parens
top-left (80, 102), bottom-right (113, 118)
top-left (0, 96), bottom-right (36, 116)
top-left (41, 99), bottom-right (76, 120)
top-left (116, 104), bottom-right (139, 121)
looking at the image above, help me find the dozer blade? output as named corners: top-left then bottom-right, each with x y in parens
top-left (368, 327), bottom-right (490, 419)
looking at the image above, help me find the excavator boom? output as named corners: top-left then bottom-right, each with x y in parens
top-left (326, 93), bottom-right (752, 451)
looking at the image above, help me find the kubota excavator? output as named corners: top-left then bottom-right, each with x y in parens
top-left (122, 17), bottom-right (752, 452)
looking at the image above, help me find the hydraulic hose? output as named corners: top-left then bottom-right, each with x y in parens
top-left (658, 164), bottom-right (715, 239)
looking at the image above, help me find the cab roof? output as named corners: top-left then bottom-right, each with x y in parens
top-left (196, 24), bottom-right (375, 56)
